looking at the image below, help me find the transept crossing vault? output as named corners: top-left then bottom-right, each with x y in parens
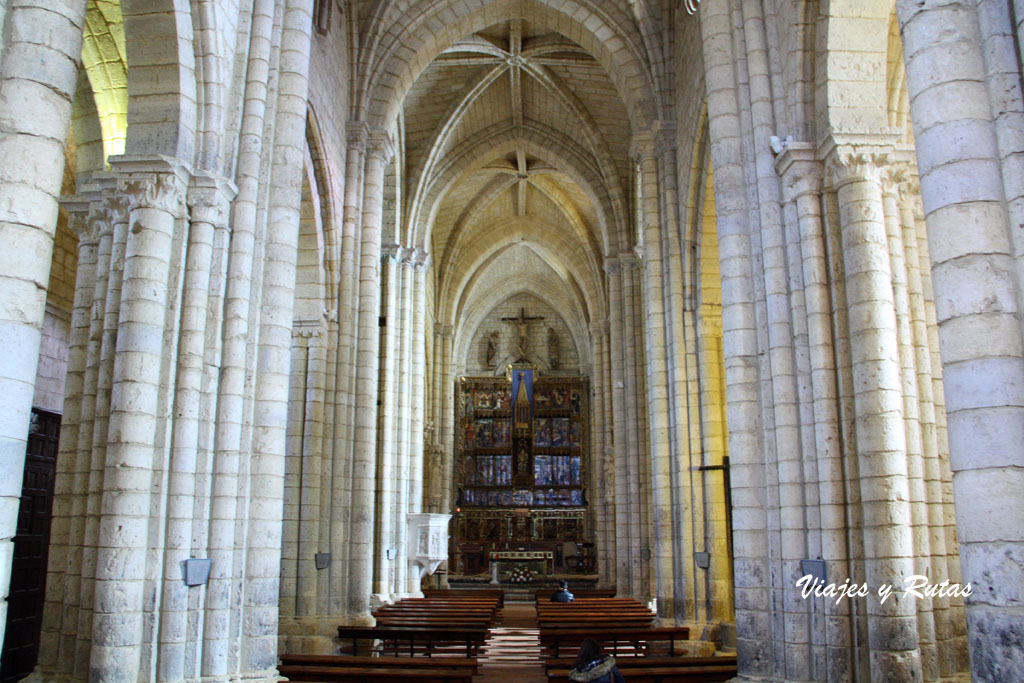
top-left (0, 0), bottom-right (1019, 681)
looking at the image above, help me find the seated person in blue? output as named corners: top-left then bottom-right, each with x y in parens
top-left (550, 580), bottom-right (574, 602)
top-left (568, 639), bottom-right (625, 683)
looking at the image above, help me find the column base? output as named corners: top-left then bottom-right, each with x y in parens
top-left (342, 611), bottom-right (376, 626)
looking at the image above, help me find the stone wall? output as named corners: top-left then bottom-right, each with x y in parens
top-left (462, 292), bottom-right (580, 376)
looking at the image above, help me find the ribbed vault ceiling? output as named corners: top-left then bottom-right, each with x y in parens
top-left (402, 18), bottom-right (634, 363)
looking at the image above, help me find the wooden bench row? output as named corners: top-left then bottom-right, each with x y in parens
top-left (336, 625), bottom-right (489, 658)
top-left (279, 654), bottom-right (478, 683)
top-left (545, 655), bottom-right (737, 683)
top-left (423, 587), bottom-right (504, 607)
top-left (535, 588), bottom-right (617, 602)
top-left (369, 593), bottom-right (502, 639)
top-left (538, 626), bottom-right (691, 658)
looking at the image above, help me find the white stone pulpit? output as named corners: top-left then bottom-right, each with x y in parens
top-left (407, 513), bottom-right (451, 579)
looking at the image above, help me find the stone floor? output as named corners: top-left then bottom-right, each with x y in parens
top-left (474, 604), bottom-right (546, 683)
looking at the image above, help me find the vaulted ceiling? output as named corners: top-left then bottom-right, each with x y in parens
top-left (400, 18), bottom-right (636, 366)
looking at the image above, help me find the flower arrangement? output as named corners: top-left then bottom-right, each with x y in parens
top-left (507, 565), bottom-right (534, 583)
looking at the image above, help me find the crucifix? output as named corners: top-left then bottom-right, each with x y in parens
top-left (501, 307), bottom-right (544, 361)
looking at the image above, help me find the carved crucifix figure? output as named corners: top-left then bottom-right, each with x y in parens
top-left (501, 307), bottom-right (544, 360)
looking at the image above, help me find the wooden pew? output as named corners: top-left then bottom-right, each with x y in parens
top-left (280, 656), bottom-right (477, 683)
top-left (373, 616), bottom-right (493, 629)
top-left (538, 616), bottom-right (654, 630)
top-left (546, 663), bottom-right (736, 683)
top-left (422, 588), bottom-right (504, 607)
top-left (543, 655), bottom-right (737, 670)
top-left (373, 600), bottom-right (499, 628)
top-left (336, 625), bottom-right (488, 658)
top-left (538, 626), bottom-right (691, 658)
top-left (535, 588), bottom-right (616, 602)
top-left (537, 598), bottom-right (655, 630)
top-left (281, 653), bottom-right (479, 677)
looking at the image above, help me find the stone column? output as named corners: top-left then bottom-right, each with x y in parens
top-left (407, 250), bottom-right (429, 596)
top-left (589, 320), bottom-right (611, 585)
top-left (635, 144), bottom-right (674, 616)
top-left (619, 254), bottom-right (645, 599)
top-left (38, 198), bottom-right (100, 674)
top-left (79, 191), bottom-right (130, 676)
top-left (883, 165), bottom-right (940, 678)
top-left (700, 0), bottom-right (778, 669)
top-left (374, 243), bottom-right (401, 601)
top-left (90, 170), bottom-right (187, 682)
top-left (395, 249), bottom-right (415, 597)
top-left (0, 1), bottom-right (85, 649)
top-left (826, 147), bottom-right (920, 682)
top-left (156, 182), bottom-right (230, 681)
top-left (898, 3), bottom-right (1024, 679)
top-left (776, 147), bottom-right (854, 677)
top-left (327, 123), bottom-right (367, 619)
top-left (439, 324), bottom-right (454, 515)
top-left (656, 125), bottom-right (696, 624)
top-left (348, 132), bottom-right (394, 623)
top-left (605, 259), bottom-right (631, 596)
top-left (896, 176), bottom-right (959, 677)
top-left (203, 2), bottom-right (277, 674)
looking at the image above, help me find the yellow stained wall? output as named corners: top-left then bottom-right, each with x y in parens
top-left (696, 166), bottom-right (733, 622)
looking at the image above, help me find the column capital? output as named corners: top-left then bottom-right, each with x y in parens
top-left (68, 211), bottom-right (98, 244)
top-left (61, 193), bottom-right (101, 243)
top-left (104, 193), bottom-right (131, 225)
top-left (603, 256), bottom-right (622, 274)
top-left (824, 148), bottom-right (894, 190)
top-left (590, 319), bottom-right (610, 335)
top-left (400, 246), bottom-right (418, 266)
top-left (773, 142), bottom-right (824, 201)
top-left (120, 172), bottom-right (188, 216)
top-left (414, 248), bottom-right (432, 271)
top-left (630, 130), bottom-right (658, 160)
top-left (381, 242), bottom-right (403, 262)
top-left (292, 319), bottom-right (324, 340)
top-left (346, 121), bottom-right (370, 151)
top-left (898, 172), bottom-right (921, 204)
top-left (618, 250), bottom-right (643, 270)
top-left (366, 131), bottom-right (396, 163)
top-left (187, 191), bottom-right (229, 228)
top-left (880, 163), bottom-right (915, 198)
top-left (188, 174), bottom-right (237, 228)
top-left (631, 121), bottom-right (676, 159)
top-left (438, 324), bottom-right (453, 339)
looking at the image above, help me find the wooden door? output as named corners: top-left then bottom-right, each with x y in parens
top-left (1, 409), bottom-right (60, 682)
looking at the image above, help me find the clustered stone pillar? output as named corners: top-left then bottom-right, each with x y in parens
top-left (776, 147), bottom-right (854, 677)
top-left (628, 123), bottom-right (735, 630)
top-left (30, 1), bottom-right (316, 678)
top-left (826, 148), bottom-right (921, 681)
top-left (604, 251), bottom-right (653, 601)
top-left (374, 243), bottom-right (401, 602)
top-left (698, 0), bottom-right (976, 676)
top-left (898, 2), bottom-right (1024, 679)
top-left (367, 242), bottom-right (422, 603)
top-left (635, 140), bottom-right (675, 618)
top-left (589, 319), bottom-right (614, 587)
top-left (0, 1), bottom-right (85, 652)
top-left (92, 170), bottom-right (188, 681)
top-left (328, 122), bottom-right (367, 623)
top-left (348, 133), bottom-right (394, 623)
top-left (406, 250), bottom-right (430, 596)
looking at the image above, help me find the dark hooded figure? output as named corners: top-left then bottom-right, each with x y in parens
top-left (568, 639), bottom-right (626, 683)
top-left (550, 580), bottom-right (574, 602)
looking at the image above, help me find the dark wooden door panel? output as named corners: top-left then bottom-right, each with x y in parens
top-left (1, 409), bottom-right (60, 683)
